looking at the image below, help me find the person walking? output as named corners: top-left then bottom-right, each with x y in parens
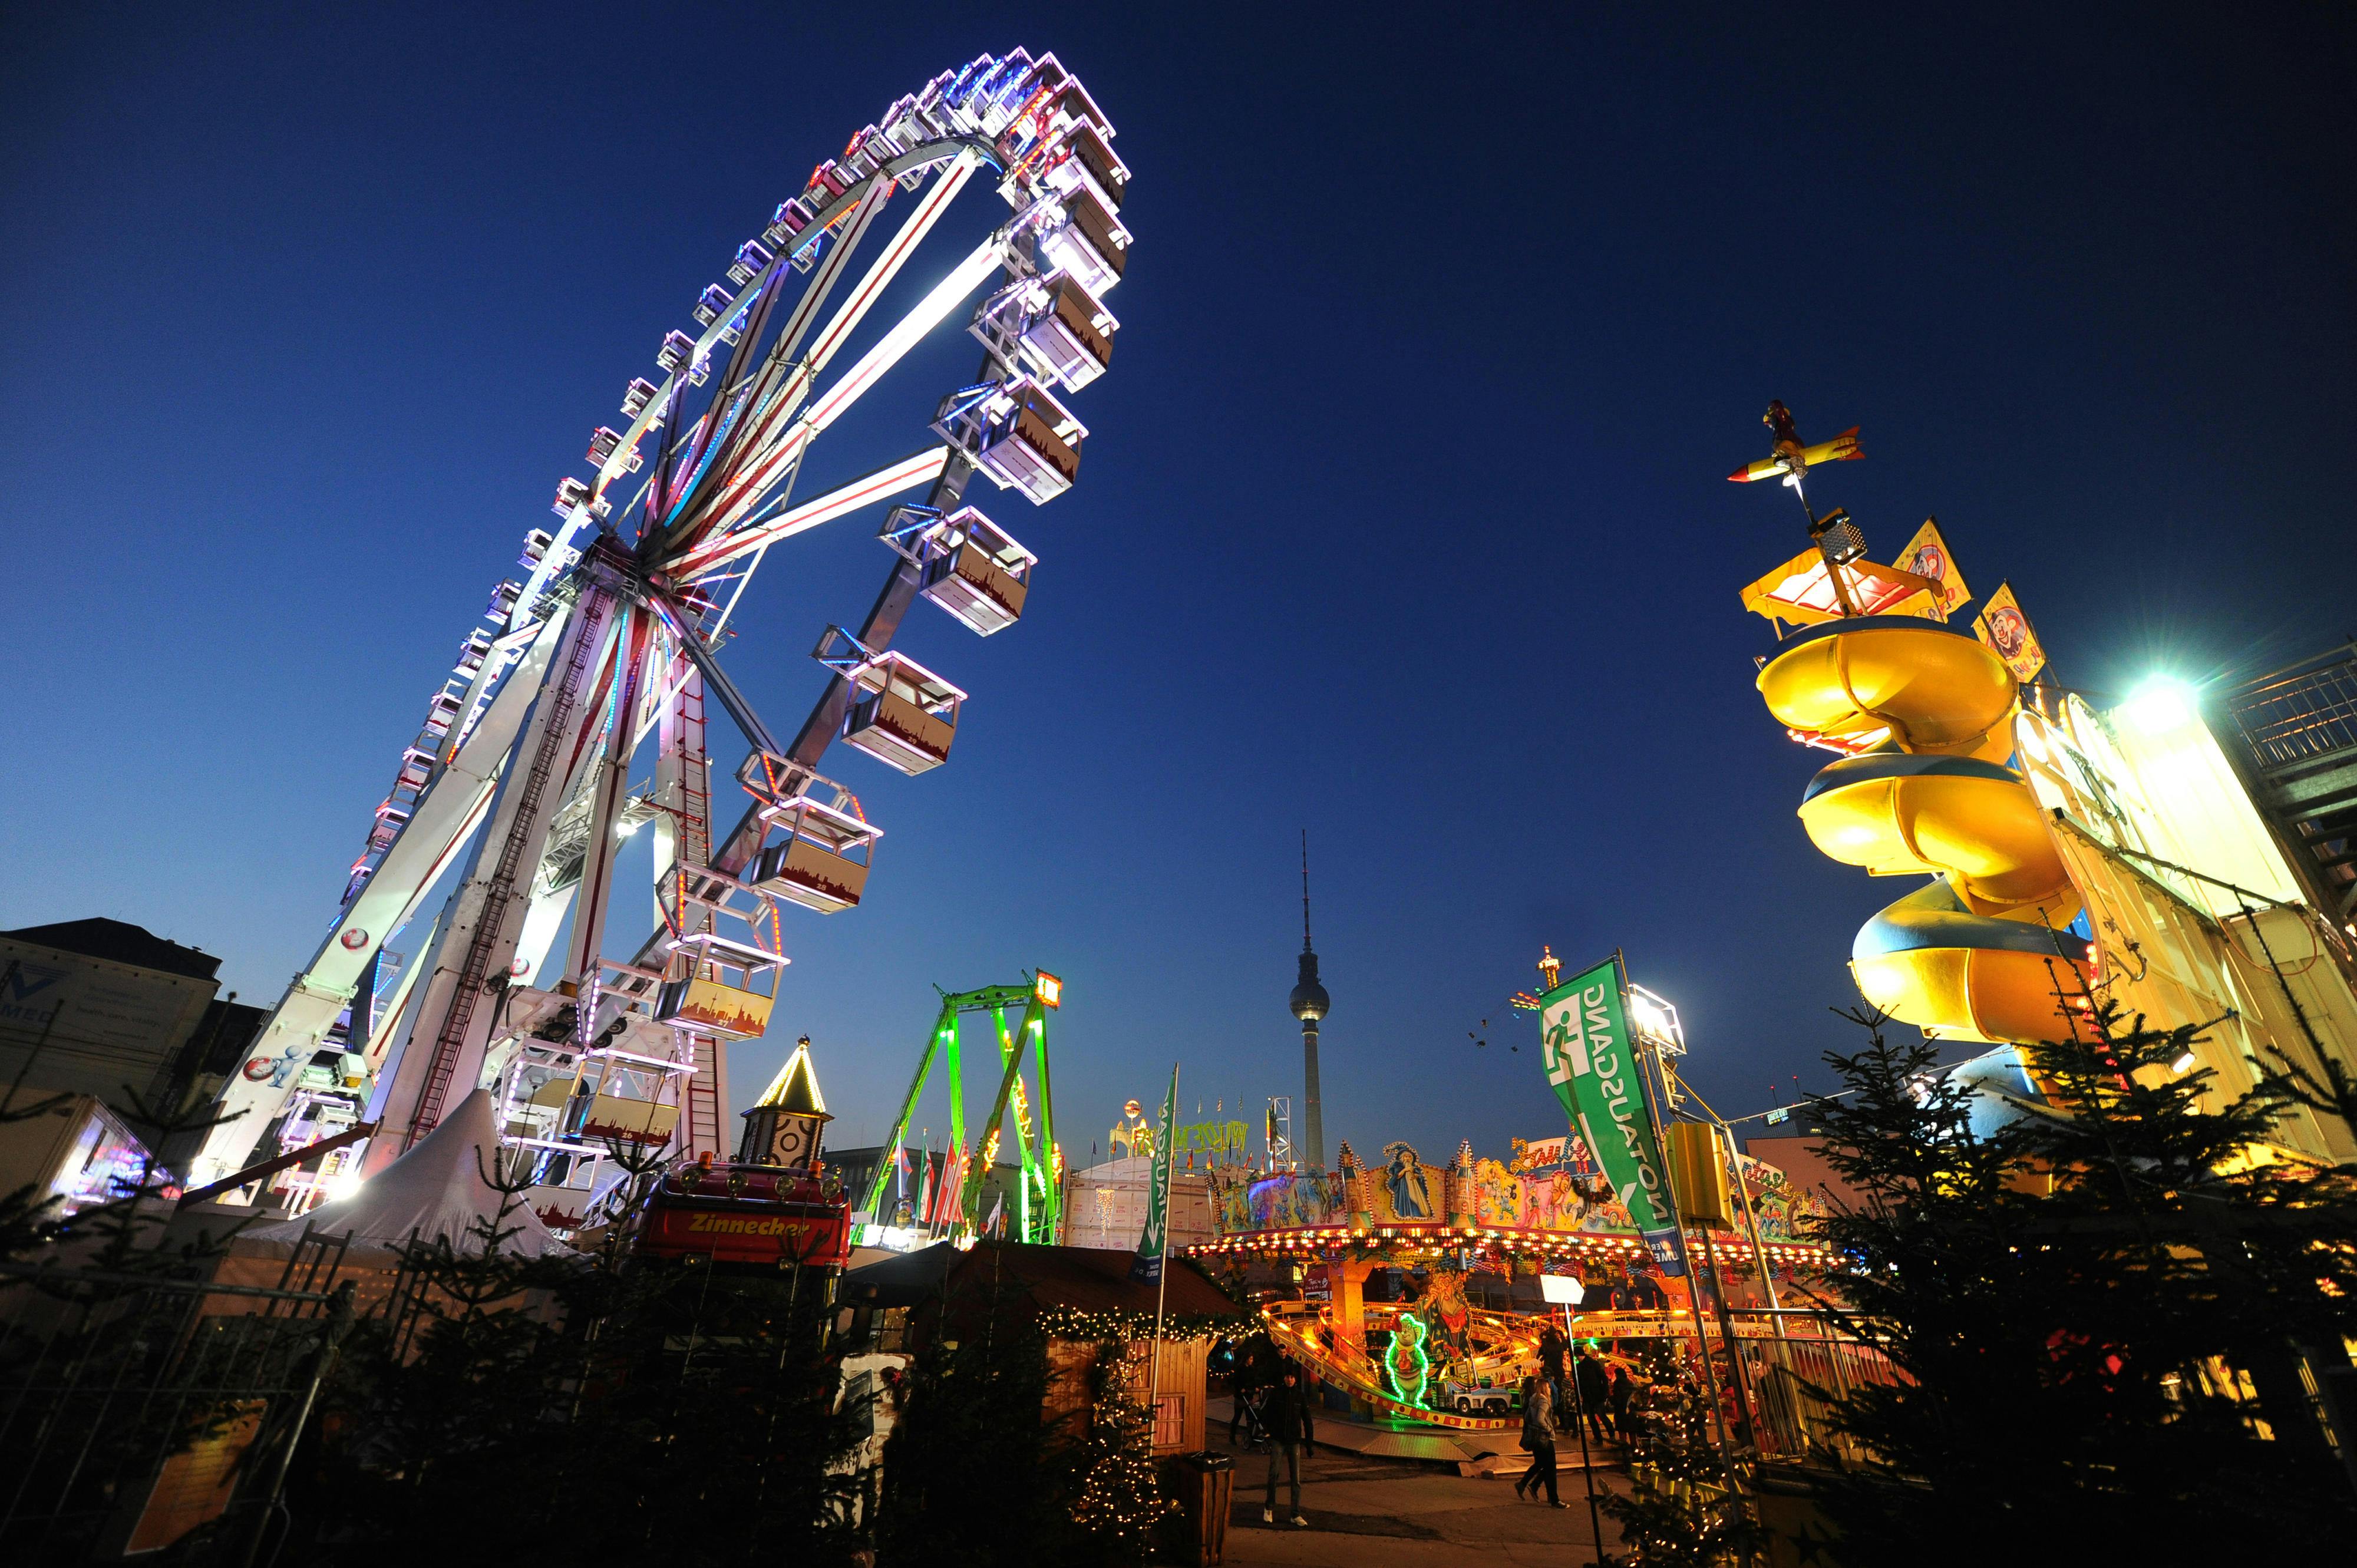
top-left (1259, 1362), bottom-right (1318, 1528)
top-left (1607, 1364), bottom-right (1634, 1438)
top-left (1514, 1374), bottom-right (1564, 1507)
top-left (1537, 1321), bottom-right (1569, 1391)
top-left (1574, 1349), bottom-right (1613, 1445)
top-left (1228, 1334), bottom-right (1270, 1447)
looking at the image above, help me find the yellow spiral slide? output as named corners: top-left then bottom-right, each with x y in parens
top-left (1759, 616), bottom-right (2097, 1047)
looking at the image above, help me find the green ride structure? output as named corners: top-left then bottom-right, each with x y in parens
top-left (859, 972), bottom-right (1064, 1243)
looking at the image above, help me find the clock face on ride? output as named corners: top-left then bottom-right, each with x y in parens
top-left (775, 1124), bottom-right (807, 1163)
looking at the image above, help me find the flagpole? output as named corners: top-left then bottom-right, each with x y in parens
top-left (1147, 1063), bottom-right (1178, 1433)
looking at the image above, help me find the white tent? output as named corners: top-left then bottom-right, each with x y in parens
top-left (245, 1087), bottom-right (568, 1259)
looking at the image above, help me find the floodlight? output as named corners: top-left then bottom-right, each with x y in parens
top-left (2122, 677), bottom-right (2196, 732)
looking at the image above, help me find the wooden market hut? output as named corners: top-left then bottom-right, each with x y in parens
top-left (840, 1240), bottom-right (1250, 1454)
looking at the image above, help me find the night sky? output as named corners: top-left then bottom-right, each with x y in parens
top-left (4, 5), bottom-right (2351, 1167)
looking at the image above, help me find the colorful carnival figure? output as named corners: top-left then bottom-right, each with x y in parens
top-left (1423, 1266), bottom-right (1473, 1360)
top-left (1384, 1141), bottom-right (1435, 1219)
top-left (1385, 1309), bottom-right (1432, 1407)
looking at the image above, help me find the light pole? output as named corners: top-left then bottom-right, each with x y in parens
top-left (1623, 975), bottom-right (1746, 1504)
top-left (1542, 1272), bottom-right (1609, 1564)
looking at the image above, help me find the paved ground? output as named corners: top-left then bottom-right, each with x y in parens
top-left (1203, 1398), bottom-right (1629, 1567)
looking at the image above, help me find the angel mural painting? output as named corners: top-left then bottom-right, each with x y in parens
top-left (1383, 1141), bottom-right (1436, 1219)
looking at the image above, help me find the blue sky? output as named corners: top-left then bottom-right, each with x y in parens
top-left (3, 4), bottom-right (2350, 1164)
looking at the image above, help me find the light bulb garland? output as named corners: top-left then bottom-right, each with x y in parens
top-left (1035, 1303), bottom-right (1237, 1343)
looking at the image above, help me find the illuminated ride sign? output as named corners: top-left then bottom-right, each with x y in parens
top-left (632, 1163), bottom-right (851, 1268)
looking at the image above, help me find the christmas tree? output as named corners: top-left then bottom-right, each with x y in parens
top-left (1062, 1344), bottom-right (1177, 1567)
top-left (1600, 1394), bottom-right (1765, 1567)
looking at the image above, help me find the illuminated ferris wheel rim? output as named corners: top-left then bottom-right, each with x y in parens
top-left (539, 52), bottom-right (1131, 612)
top-left (190, 48), bottom-right (1133, 1191)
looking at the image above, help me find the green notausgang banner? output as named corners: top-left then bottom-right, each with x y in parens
top-left (1129, 1064), bottom-right (1178, 1285)
top-left (1539, 958), bottom-right (1686, 1274)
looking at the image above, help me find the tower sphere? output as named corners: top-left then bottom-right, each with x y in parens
top-left (1289, 952), bottom-right (1329, 1022)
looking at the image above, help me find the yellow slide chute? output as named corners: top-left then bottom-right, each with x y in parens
top-left (1758, 615), bottom-right (2018, 754)
top-left (1758, 616), bottom-right (2096, 1048)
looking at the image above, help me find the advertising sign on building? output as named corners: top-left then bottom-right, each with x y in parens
top-left (1537, 958), bottom-right (1685, 1274)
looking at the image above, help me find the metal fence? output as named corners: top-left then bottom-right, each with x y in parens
top-left (2230, 644), bottom-right (2357, 771)
top-left (0, 1247), bottom-right (355, 1566)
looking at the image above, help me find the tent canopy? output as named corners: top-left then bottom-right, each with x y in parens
top-left (245, 1088), bottom-right (568, 1259)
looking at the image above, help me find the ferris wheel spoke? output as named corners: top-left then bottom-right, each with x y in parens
top-left (651, 180), bottom-right (897, 557)
top-left (804, 150), bottom-right (984, 371)
top-left (665, 159), bottom-right (984, 552)
top-left (666, 447), bottom-right (950, 580)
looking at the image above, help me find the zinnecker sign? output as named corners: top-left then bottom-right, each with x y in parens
top-left (1538, 956), bottom-right (1686, 1273)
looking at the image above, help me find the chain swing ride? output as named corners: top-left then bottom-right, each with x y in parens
top-left (857, 973), bottom-right (1065, 1245)
top-left (190, 52), bottom-right (1132, 1236)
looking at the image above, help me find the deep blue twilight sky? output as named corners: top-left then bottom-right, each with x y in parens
top-left (2, 5), bottom-right (2351, 1166)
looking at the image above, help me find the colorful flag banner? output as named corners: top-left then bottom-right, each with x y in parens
top-left (1893, 518), bottom-right (1971, 617)
top-left (1539, 958), bottom-right (1686, 1274)
top-left (1130, 1064), bottom-right (1178, 1285)
top-left (1973, 580), bottom-right (2047, 683)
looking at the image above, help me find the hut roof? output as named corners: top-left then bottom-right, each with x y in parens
top-left (842, 1240), bottom-right (1248, 1325)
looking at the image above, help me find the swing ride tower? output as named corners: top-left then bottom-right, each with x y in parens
top-left (857, 972), bottom-right (1063, 1244)
top-left (189, 51), bottom-right (1134, 1215)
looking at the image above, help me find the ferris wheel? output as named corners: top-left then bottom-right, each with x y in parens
top-left (190, 50), bottom-right (1133, 1204)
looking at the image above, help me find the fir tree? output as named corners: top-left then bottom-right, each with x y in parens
top-left (318, 1156), bottom-right (867, 1566)
top-left (1797, 1001), bottom-right (2357, 1563)
top-left (873, 1268), bottom-right (1052, 1568)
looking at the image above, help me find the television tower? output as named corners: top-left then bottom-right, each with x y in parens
top-left (1288, 831), bottom-right (1331, 1170)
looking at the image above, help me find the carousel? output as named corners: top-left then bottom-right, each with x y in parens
top-left (1189, 1134), bottom-right (1832, 1432)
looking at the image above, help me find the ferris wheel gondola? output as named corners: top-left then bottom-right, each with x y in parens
top-left (192, 50), bottom-right (1134, 1204)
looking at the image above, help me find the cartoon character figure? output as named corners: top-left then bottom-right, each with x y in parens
top-left (1473, 1158), bottom-right (1523, 1226)
top-left (1385, 1309), bottom-right (1432, 1408)
top-left (1986, 606), bottom-right (2030, 660)
top-left (1108, 1099), bottom-right (1151, 1160)
top-left (1548, 1169), bottom-right (1580, 1230)
top-left (1585, 1191), bottom-right (1635, 1233)
top-left (1382, 1143), bottom-right (1434, 1219)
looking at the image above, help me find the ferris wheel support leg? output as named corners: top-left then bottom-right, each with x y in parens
top-left (186, 609), bottom-right (573, 1185)
top-left (556, 604), bottom-right (657, 1025)
top-left (650, 659), bottom-right (734, 1155)
top-left (364, 584), bottom-right (628, 1175)
top-left (510, 885), bottom-right (576, 989)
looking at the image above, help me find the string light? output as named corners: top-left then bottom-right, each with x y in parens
top-left (1035, 1304), bottom-right (1239, 1343)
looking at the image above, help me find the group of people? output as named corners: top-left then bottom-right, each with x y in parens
top-left (1224, 1334), bottom-right (1322, 1528)
top-left (1220, 1322), bottom-right (1758, 1527)
top-left (1514, 1322), bottom-right (1645, 1505)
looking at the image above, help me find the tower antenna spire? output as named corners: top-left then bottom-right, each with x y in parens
top-left (1288, 830), bottom-right (1331, 1169)
top-left (1301, 829), bottom-right (1313, 951)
